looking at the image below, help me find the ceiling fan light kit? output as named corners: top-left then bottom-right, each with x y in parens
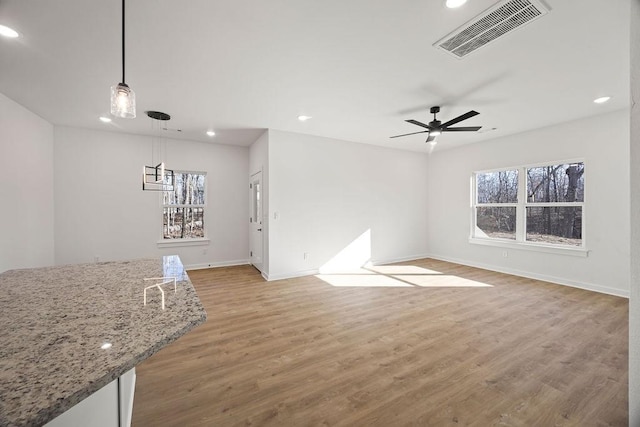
top-left (110, 0), bottom-right (136, 119)
top-left (390, 106), bottom-right (482, 147)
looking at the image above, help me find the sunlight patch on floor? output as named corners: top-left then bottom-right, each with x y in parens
top-left (367, 265), bottom-right (443, 275)
top-left (315, 274), bottom-right (414, 287)
top-left (319, 230), bottom-right (371, 274)
top-left (315, 229), bottom-right (493, 288)
top-left (315, 266), bottom-right (494, 288)
top-left (319, 267), bottom-right (377, 275)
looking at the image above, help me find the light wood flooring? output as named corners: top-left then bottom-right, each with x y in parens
top-left (131, 258), bottom-right (628, 426)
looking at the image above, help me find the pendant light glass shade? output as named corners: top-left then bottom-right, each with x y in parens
top-left (111, 82), bottom-right (136, 118)
top-left (111, 0), bottom-right (135, 119)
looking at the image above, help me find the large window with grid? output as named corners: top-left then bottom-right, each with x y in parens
top-left (162, 171), bottom-right (206, 240)
top-left (472, 161), bottom-right (585, 249)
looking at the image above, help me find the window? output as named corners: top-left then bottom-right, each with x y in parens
top-left (162, 172), bottom-right (206, 240)
top-left (472, 161), bottom-right (585, 250)
top-left (525, 164), bottom-right (584, 246)
top-left (475, 169), bottom-right (518, 240)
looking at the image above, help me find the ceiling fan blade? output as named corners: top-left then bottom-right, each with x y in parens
top-left (426, 134), bottom-right (436, 143)
top-left (390, 130), bottom-right (429, 139)
top-left (406, 119), bottom-right (433, 130)
top-left (440, 110), bottom-right (479, 128)
top-left (442, 126), bottom-right (482, 132)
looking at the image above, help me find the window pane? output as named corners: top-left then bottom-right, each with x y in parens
top-left (527, 163), bottom-right (584, 203)
top-left (476, 170), bottom-right (518, 203)
top-left (526, 206), bottom-right (582, 246)
top-left (252, 182), bottom-right (261, 223)
top-left (164, 173), bottom-right (206, 205)
top-left (476, 207), bottom-right (517, 240)
top-left (163, 207), bottom-right (205, 239)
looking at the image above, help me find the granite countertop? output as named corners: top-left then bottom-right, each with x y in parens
top-left (0, 256), bottom-right (207, 427)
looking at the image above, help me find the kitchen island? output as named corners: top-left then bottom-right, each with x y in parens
top-left (0, 256), bottom-right (207, 427)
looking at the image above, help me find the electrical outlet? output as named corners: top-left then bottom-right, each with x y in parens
top-left (94, 256), bottom-right (100, 263)
top-left (502, 251), bottom-right (508, 258)
top-left (304, 252), bottom-right (309, 260)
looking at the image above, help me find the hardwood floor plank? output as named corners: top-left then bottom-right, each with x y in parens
top-left (132, 259), bottom-right (628, 426)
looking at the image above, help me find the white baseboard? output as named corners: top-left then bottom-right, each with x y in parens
top-left (264, 268), bottom-right (320, 281)
top-left (370, 253), bottom-right (432, 266)
top-left (427, 253), bottom-right (629, 298)
top-left (183, 254), bottom-right (628, 298)
top-left (262, 254), bottom-right (431, 281)
top-left (185, 259), bottom-right (250, 270)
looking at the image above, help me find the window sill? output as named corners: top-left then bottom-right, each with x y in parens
top-left (468, 237), bottom-right (588, 257)
top-left (157, 238), bottom-right (210, 248)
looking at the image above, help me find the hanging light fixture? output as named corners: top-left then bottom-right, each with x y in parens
top-left (143, 111), bottom-right (174, 191)
top-left (110, 0), bottom-right (136, 118)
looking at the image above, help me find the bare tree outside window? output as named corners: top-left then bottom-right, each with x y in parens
top-left (473, 162), bottom-right (585, 248)
top-left (475, 170), bottom-right (518, 240)
top-left (162, 172), bottom-right (206, 239)
top-left (526, 164), bottom-right (584, 203)
top-left (477, 170), bottom-right (519, 203)
top-left (526, 163), bottom-right (583, 246)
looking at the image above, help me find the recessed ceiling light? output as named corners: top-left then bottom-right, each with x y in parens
top-left (446, 0), bottom-right (467, 8)
top-left (298, 115), bottom-right (312, 122)
top-left (0, 25), bottom-right (19, 38)
top-left (206, 130), bottom-right (216, 137)
top-left (593, 96), bottom-right (611, 104)
top-left (99, 116), bottom-right (112, 123)
top-left (101, 342), bottom-right (112, 350)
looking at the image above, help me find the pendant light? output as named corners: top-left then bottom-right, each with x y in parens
top-left (110, 0), bottom-right (136, 118)
top-left (143, 111), bottom-right (174, 191)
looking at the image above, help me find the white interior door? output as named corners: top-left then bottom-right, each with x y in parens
top-left (250, 171), bottom-right (263, 272)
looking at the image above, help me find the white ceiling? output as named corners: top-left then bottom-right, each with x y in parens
top-left (0, 0), bottom-right (630, 152)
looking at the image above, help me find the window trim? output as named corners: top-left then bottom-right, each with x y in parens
top-left (468, 236), bottom-right (588, 257)
top-left (470, 159), bottom-right (587, 256)
top-left (159, 170), bottom-right (208, 245)
top-left (157, 238), bottom-right (210, 248)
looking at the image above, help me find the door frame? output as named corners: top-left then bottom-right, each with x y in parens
top-left (249, 170), bottom-right (264, 273)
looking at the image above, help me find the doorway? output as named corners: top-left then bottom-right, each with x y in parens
top-left (249, 171), bottom-right (263, 272)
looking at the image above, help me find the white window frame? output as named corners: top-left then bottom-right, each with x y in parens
top-left (157, 170), bottom-right (210, 248)
top-left (470, 159), bottom-right (587, 257)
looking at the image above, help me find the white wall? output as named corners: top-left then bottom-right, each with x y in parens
top-left (266, 130), bottom-right (429, 279)
top-left (54, 126), bottom-right (249, 268)
top-left (629, 0), bottom-right (639, 422)
top-left (249, 130), bottom-right (269, 275)
top-left (427, 110), bottom-right (630, 297)
top-left (0, 92), bottom-right (54, 272)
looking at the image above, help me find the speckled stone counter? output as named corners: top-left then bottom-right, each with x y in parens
top-left (0, 256), bottom-right (207, 427)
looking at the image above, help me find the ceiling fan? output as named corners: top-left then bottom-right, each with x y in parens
top-left (390, 106), bottom-right (482, 143)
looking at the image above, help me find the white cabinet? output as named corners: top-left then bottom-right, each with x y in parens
top-left (45, 368), bottom-right (136, 427)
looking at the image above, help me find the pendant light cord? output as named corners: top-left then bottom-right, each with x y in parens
top-left (122, 0), bottom-right (126, 84)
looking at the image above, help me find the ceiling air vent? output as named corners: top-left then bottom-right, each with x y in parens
top-left (434, 0), bottom-right (549, 59)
